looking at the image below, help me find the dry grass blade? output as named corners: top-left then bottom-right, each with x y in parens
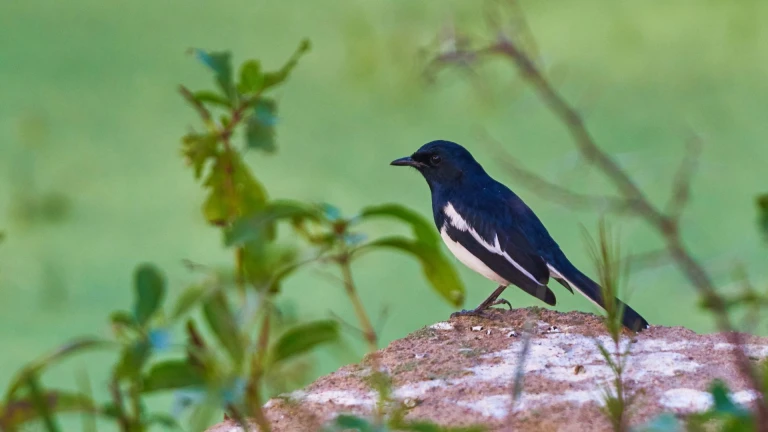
top-left (665, 135), bottom-right (703, 220)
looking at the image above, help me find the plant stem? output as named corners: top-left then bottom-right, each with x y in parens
top-left (128, 381), bottom-right (142, 429)
top-left (235, 247), bottom-right (246, 299)
top-left (246, 305), bottom-right (272, 432)
top-left (337, 255), bottom-right (389, 424)
top-left (25, 374), bottom-right (61, 432)
top-left (338, 256), bottom-right (377, 353)
top-left (108, 378), bottom-right (131, 432)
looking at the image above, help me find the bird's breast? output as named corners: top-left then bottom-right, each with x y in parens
top-left (440, 227), bottom-right (508, 285)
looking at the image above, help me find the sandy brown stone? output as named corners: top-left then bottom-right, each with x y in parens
top-left (205, 308), bottom-right (768, 431)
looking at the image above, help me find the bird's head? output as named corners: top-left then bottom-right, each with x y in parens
top-left (390, 140), bottom-right (485, 187)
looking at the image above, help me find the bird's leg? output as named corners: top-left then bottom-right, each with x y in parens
top-left (451, 285), bottom-right (511, 318)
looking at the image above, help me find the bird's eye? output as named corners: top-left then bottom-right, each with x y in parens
top-left (430, 154), bottom-right (442, 165)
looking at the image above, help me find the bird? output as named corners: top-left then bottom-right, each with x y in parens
top-left (390, 140), bottom-right (649, 332)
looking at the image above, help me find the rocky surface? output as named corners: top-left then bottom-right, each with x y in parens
top-left (205, 308), bottom-right (768, 431)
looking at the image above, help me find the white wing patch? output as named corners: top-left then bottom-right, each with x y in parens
top-left (443, 202), bottom-right (543, 286)
top-left (440, 228), bottom-right (508, 285)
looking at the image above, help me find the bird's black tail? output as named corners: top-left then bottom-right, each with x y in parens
top-left (548, 252), bottom-right (649, 332)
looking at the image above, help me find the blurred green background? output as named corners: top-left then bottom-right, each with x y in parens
top-left (1, 0), bottom-right (766, 410)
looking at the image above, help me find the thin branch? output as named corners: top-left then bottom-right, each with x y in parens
top-left (487, 38), bottom-right (667, 228)
top-left (338, 257), bottom-right (378, 353)
top-left (482, 132), bottom-right (638, 214)
top-left (179, 85), bottom-right (213, 124)
top-left (425, 17), bottom-right (767, 425)
top-left (108, 379), bottom-right (130, 432)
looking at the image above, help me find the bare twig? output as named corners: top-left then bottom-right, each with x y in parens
top-left (482, 132), bottom-right (638, 214)
top-left (179, 85), bottom-right (213, 124)
top-left (426, 15), bottom-right (767, 426)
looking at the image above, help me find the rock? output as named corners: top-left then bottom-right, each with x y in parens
top-left (205, 308), bottom-right (768, 431)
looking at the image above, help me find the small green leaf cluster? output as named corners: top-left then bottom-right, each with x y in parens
top-left (585, 220), bottom-right (637, 432)
top-left (641, 380), bottom-right (759, 432)
top-left (0, 40), bottom-right (467, 432)
top-left (324, 413), bottom-right (486, 432)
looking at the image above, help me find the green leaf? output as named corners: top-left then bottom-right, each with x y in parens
top-left (202, 150), bottom-right (268, 226)
top-left (193, 50), bottom-right (235, 101)
top-left (238, 60), bottom-right (264, 94)
top-left (262, 39), bottom-right (311, 91)
top-left (709, 380), bottom-right (749, 417)
top-left (185, 320), bottom-right (211, 371)
top-left (192, 90), bottom-right (232, 109)
top-left (133, 264), bottom-right (166, 326)
top-left (144, 412), bottom-right (182, 429)
top-left (245, 98), bottom-right (277, 153)
top-left (110, 311), bottom-right (136, 330)
top-left (23, 375), bottom-right (61, 432)
top-left (594, 342), bottom-right (617, 371)
top-left (5, 339), bottom-right (115, 400)
top-left (241, 242), bottom-right (300, 292)
top-left (391, 419), bottom-right (487, 432)
top-left (321, 203), bottom-right (343, 221)
top-left (638, 413), bottom-right (682, 432)
top-left (269, 320), bottom-right (339, 365)
top-left (363, 237), bottom-right (464, 307)
top-left (181, 133), bottom-right (218, 180)
top-left (114, 340), bottom-right (151, 380)
top-left (203, 291), bottom-right (244, 364)
top-left (0, 388), bottom-right (96, 430)
top-left (359, 204), bottom-right (439, 246)
top-left (171, 284), bottom-right (207, 320)
top-left (757, 193), bottom-right (768, 240)
top-left (225, 200), bottom-right (322, 247)
top-left (141, 360), bottom-right (205, 393)
top-left (330, 414), bottom-right (374, 431)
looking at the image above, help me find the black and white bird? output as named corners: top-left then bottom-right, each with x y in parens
top-left (391, 140), bottom-right (649, 332)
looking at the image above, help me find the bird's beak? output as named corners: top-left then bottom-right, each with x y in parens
top-left (390, 156), bottom-right (424, 168)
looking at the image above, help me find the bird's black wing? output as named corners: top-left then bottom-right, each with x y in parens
top-left (442, 203), bottom-right (556, 306)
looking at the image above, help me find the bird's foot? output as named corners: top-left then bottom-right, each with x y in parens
top-left (489, 297), bottom-right (512, 310)
top-left (450, 308), bottom-right (490, 319)
top-left (450, 297), bottom-right (512, 320)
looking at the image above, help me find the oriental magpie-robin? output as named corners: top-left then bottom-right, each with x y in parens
top-left (391, 140), bottom-right (649, 332)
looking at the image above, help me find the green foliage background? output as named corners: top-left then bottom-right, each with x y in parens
top-left (0, 0), bottom-right (767, 424)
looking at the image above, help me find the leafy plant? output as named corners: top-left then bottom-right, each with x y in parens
top-left (324, 413), bottom-right (486, 432)
top-left (0, 40), bottom-right (467, 432)
top-left (686, 380), bottom-right (756, 432)
top-left (584, 220), bottom-right (638, 432)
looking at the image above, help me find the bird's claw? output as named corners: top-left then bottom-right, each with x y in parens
top-left (450, 297), bottom-right (513, 319)
top-left (450, 308), bottom-right (489, 319)
top-left (489, 298), bottom-right (512, 310)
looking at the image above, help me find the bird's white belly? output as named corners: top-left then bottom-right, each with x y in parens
top-left (440, 228), bottom-right (508, 285)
